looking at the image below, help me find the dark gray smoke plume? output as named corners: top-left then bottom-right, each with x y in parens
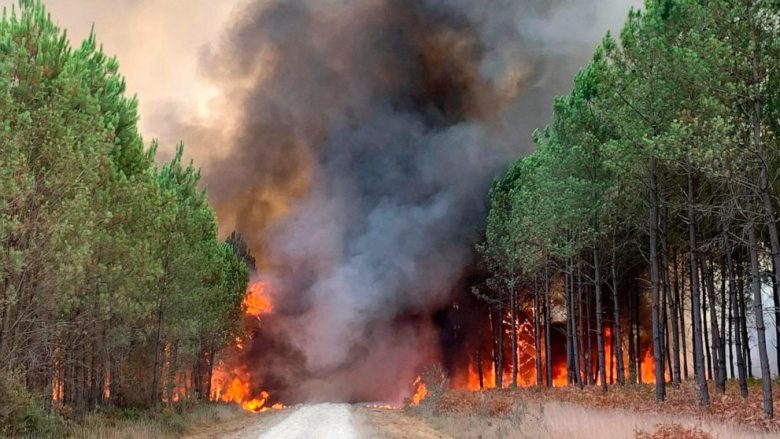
top-left (171, 0), bottom-right (638, 403)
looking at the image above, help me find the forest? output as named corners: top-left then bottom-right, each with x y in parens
top-left (0, 2), bottom-right (250, 434)
top-left (4, 0), bottom-right (780, 437)
top-left (476, 0), bottom-right (780, 420)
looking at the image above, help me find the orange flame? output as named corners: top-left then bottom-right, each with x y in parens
top-left (410, 376), bottom-right (428, 405)
top-left (243, 281), bottom-right (273, 316)
top-left (210, 281), bottom-right (285, 412)
top-left (450, 318), bottom-right (668, 392)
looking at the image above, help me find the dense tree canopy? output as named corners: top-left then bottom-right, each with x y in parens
top-left (478, 0), bottom-right (780, 418)
top-left (0, 1), bottom-right (248, 431)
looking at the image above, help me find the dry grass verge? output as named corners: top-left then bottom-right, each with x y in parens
top-left (407, 380), bottom-right (780, 438)
top-left (66, 404), bottom-right (247, 439)
top-left (634, 423), bottom-right (714, 439)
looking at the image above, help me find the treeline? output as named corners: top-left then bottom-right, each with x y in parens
top-left (477, 0), bottom-right (780, 418)
top-left (0, 0), bottom-right (248, 427)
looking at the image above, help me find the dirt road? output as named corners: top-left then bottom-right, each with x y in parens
top-left (190, 404), bottom-right (446, 439)
top-left (189, 401), bottom-right (777, 439)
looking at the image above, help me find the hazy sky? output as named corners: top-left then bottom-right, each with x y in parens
top-left (0, 0), bottom-right (641, 162)
top-left (0, 0), bottom-right (243, 153)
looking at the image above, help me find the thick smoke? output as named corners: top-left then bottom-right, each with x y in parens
top-left (178, 0), bottom-right (638, 403)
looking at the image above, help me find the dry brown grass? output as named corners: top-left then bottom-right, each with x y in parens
top-left (408, 380), bottom-right (780, 438)
top-left (427, 380), bottom-right (780, 432)
top-left (634, 423), bottom-right (714, 439)
top-left (410, 400), bottom-right (776, 439)
top-left (67, 404), bottom-right (247, 439)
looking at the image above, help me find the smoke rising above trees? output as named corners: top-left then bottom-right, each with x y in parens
top-left (166, 0), bottom-right (639, 403)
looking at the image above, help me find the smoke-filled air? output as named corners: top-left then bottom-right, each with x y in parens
top-left (181, 0), bottom-right (636, 405)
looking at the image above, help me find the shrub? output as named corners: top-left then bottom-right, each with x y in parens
top-left (0, 372), bottom-right (65, 438)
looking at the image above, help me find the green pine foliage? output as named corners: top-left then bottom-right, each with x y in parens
top-left (479, 0), bottom-right (780, 417)
top-left (0, 1), bottom-right (248, 433)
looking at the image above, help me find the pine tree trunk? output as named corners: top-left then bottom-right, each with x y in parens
top-left (628, 289), bottom-right (637, 385)
top-left (586, 284), bottom-right (594, 385)
top-left (649, 163), bottom-right (665, 401)
top-left (701, 260), bottom-right (713, 381)
top-left (663, 278), bottom-right (672, 382)
top-left (675, 249), bottom-right (689, 381)
top-left (737, 258), bottom-right (753, 379)
top-left (612, 237), bottom-right (625, 386)
top-left (206, 345), bottom-right (216, 400)
top-left (166, 340), bottom-right (179, 407)
top-left (534, 277), bottom-right (543, 386)
top-left (773, 258), bottom-right (780, 377)
top-left (719, 255), bottom-right (729, 382)
top-left (727, 274), bottom-right (735, 380)
top-left (595, 245), bottom-right (606, 391)
top-left (665, 241), bottom-right (681, 387)
top-left (510, 283), bottom-right (518, 388)
top-left (748, 224), bottom-right (773, 418)
top-left (726, 237), bottom-right (749, 397)
top-left (635, 292), bottom-right (642, 384)
top-left (567, 255), bottom-right (581, 387)
top-left (573, 257), bottom-right (582, 389)
top-left (477, 347), bottom-right (484, 389)
top-left (703, 257), bottom-right (725, 393)
top-left (544, 263), bottom-right (553, 387)
top-left (577, 261), bottom-right (589, 386)
top-left (150, 294), bottom-right (165, 407)
top-left (489, 309), bottom-right (498, 388)
top-left (687, 167), bottom-right (709, 406)
top-left (496, 298), bottom-right (504, 389)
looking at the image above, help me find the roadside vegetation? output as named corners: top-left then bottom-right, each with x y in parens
top-left (407, 375), bottom-right (780, 438)
top-left (0, 1), bottom-right (250, 436)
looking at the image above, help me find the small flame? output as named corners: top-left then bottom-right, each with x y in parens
top-left (410, 376), bottom-right (428, 406)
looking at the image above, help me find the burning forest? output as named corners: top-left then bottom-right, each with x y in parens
top-left (4, 0), bottom-right (780, 437)
top-left (192, 0), bottom-right (644, 410)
